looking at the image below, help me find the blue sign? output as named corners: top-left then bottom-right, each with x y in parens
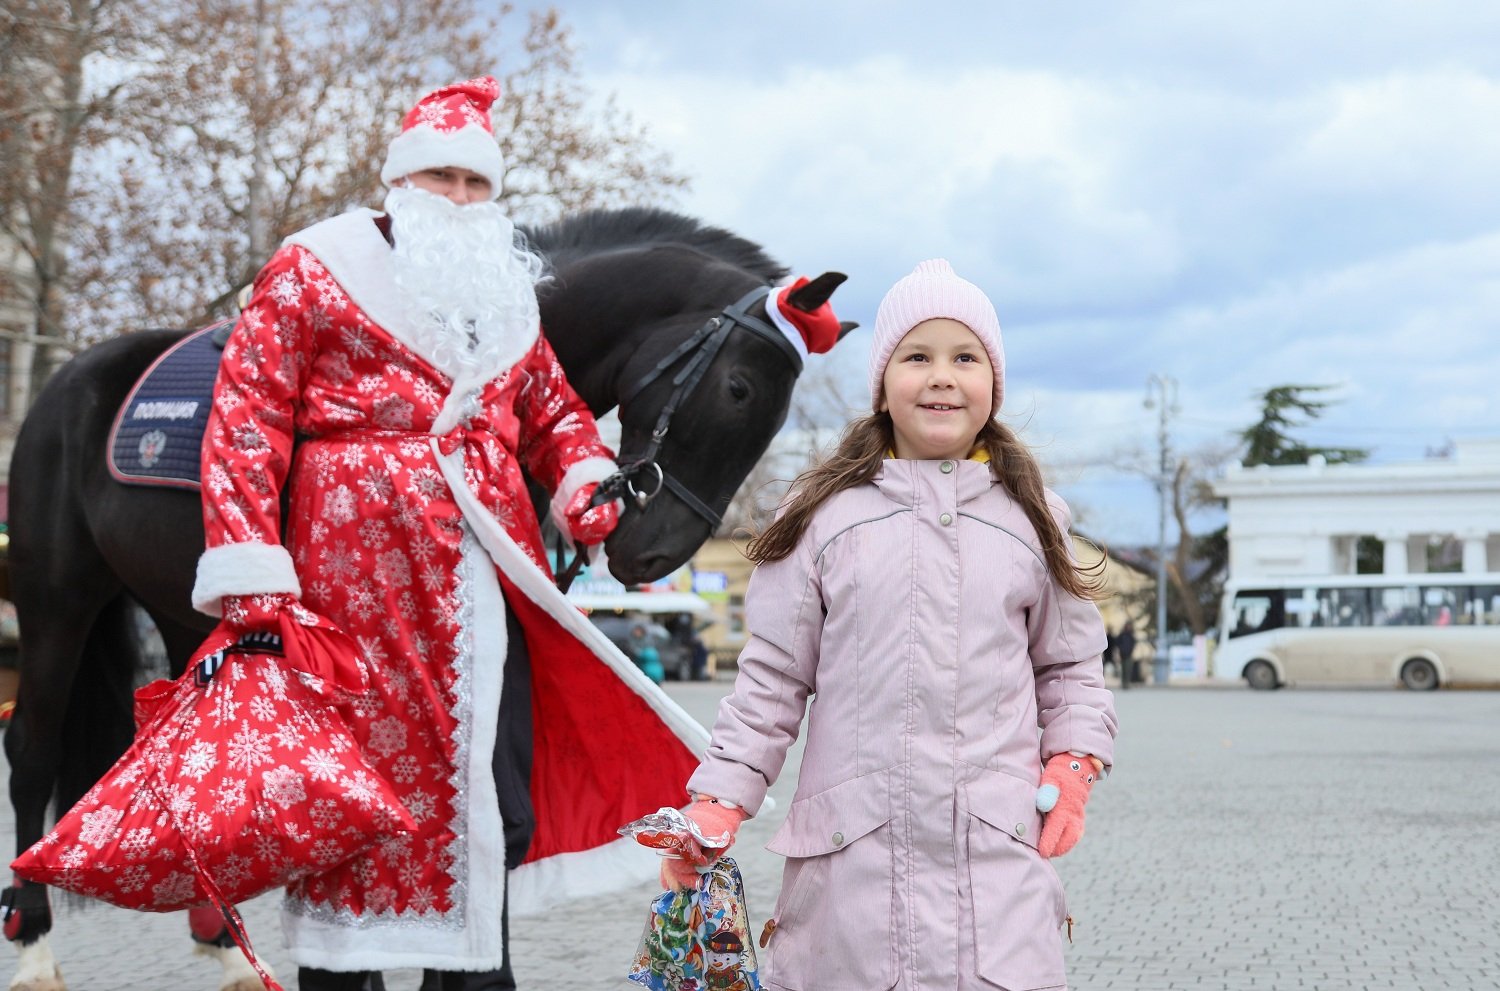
top-left (693, 571), bottom-right (729, 594)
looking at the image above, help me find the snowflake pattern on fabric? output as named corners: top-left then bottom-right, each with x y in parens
top-left (199, 242), bottom-right (611, 920)
top-left (12, 649), bottom-right (414, 913)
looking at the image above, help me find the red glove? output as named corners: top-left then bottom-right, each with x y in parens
top-left (1035, 753), bottom-right (1100, 858)
top-left (219, 593), bottom-right (368, 696)
top-left (563, 481), bottom-right (619, 546)
top-left (658, 798), bottom-right (747, 891)
top-left (222, 592), bottom-right (298, 635)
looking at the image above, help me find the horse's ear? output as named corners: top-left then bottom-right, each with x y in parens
top-left (837, 320), bottom-right (860, 342)
top-left (785, 271), bottom-right (847, 312)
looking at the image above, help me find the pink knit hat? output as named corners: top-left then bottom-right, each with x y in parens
top-left (870, 259), bottom-right (1004, 413)
top-left (380, 77), bottom-right (505, 199)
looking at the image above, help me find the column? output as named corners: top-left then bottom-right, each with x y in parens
top-left (1405, 534), bottom-right (1428, 574)
top-left (1382, 533), bottom-right (1408, 575)
top-left (1461, 532), bottom-right (1488, 574)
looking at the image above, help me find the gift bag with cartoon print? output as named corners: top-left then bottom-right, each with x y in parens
top-left (628, 856), bottom-right (762, 991)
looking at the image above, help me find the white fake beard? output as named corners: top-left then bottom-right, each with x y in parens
top-left (384, 185), bottom-right (548, 380)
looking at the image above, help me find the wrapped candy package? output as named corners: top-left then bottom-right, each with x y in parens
top-left (621, 809), bottom-right (761, 991)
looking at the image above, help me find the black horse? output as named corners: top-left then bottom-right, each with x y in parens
top-left (3, 207), bottom-right (853, 991)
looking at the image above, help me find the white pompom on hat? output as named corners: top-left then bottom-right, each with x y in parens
top-left (380, 76), bottom-right (505, 200)
top-left (869, 259), bottom-right (1004, 414)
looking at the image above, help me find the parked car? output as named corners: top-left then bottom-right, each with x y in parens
top-left (588, 612), bottom-right (694, 681)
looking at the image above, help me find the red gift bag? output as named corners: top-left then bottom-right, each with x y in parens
top-left (12, 622), bottom-right (414, 915)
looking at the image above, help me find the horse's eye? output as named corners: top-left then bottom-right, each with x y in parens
top-left (728, 377), bottom-right (750, 401)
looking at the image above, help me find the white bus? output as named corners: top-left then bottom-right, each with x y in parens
top-left (1216, 573), bottom-right (1500, 690)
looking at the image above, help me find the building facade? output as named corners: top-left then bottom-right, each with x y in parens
top-left (1213, 438), bottom-right (1500, 580)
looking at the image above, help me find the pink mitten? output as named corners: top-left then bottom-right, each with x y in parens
top-left (563, 482), bottom-right (620, 546)
top-left (659, 856), bottom-right (701, 892)
top-left (657, 798), bottom-right (747, 891)
top-left (1035, 753), bottom-right (1099, 858)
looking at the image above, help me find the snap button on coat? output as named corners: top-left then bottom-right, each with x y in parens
top-left (939, 513), bottom-right (952, 526)
top-left (832, 831), bottom-right (845, 846)
top-left (940, 460), bottom-right (954, 473)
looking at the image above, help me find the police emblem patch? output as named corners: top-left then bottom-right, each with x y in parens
top-left (138, 429), bottom-right (168, 468)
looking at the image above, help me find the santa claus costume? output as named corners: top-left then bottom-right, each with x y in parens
top-left (193, 77), bottom-right (705, 983)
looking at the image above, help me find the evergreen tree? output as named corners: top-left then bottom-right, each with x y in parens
top-left (1240, 384), bottom-right (1368, 466)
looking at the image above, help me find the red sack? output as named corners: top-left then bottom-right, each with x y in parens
top-left (12, 624), bottom-right (414, 914)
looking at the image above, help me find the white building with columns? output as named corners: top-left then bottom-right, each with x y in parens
top-left (1213, 438), bottom-right (1500, 580)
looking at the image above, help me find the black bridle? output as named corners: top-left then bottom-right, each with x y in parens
top-left (555, 284), bottom-right (804, 591)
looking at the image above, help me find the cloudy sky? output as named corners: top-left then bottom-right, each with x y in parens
top-left (516, 1), bottom-right (1500, 543)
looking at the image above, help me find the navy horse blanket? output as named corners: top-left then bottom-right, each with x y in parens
top-left (107, 320), bottom-right (232, 490)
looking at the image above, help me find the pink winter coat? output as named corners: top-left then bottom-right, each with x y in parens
top-left (688, 458), bottom-right (1118, 991)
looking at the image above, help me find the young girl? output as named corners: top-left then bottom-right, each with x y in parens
top-left (667, 260), bottom-right (1119, 991)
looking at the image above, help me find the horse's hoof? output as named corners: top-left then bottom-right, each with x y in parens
top-left (220, 980), bottom-right (266, 991)
top-left (7, 977), bottom-right (65, 991)
top-left (194, 941), bottom-right (271, 991)
top-left (10, 939), bottom-right (66, 991)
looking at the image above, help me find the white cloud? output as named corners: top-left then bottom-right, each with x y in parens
top-left (527, 2), bottom-right (1500, 542)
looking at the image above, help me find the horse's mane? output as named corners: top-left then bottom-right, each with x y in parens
top-left (523, 207), bottom-right (788, 283)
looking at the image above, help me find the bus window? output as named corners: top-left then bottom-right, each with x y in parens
top-left (1374, 585), bottom-right (1421, 626)
top-left (1420, 586), bottom-right (1462, 626)
top-left (1229, 589), bottom-right (1285, 638)
top-left (1315, 587), bottom-right (1371, 628)
top-left (1286, 590), bottom-right (1317, 627)
top-left (1467, 586), bottom-right (1500, 625)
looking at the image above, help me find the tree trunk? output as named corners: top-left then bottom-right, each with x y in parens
top-left (1168, 458), bottom-right (1208, 635)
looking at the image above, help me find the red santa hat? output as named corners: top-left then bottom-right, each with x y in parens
top-left (765, 276), bottom-right (843, 362)
top-left (380, 76), bottom-right (505, 199)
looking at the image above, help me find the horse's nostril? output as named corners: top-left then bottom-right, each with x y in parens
top-left (609, 550), bottom-right (672, 586)
top-left (638, 553), bottom-right (673, 581)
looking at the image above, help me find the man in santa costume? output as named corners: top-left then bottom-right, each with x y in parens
top-left (193, 76), bottom-right (709, 990)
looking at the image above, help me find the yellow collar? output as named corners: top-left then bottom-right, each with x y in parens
top-left (885, 446), bottom-right (989, 463)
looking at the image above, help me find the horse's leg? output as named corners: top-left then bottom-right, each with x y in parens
top-left (2, 879), bottom-right (63, 991)
top-left (5, 589), bottom-right (142, 991)
top-left (5, 940), bottom-right (63, 991)
top-left (129, 612), bottom-right (274, 991)
top-left (4, 583), bottom-right (125, 991)
top-left (191, 940), bottom-right (273, 991)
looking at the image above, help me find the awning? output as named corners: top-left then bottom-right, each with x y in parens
top-left (567, 591), bottom-right (710, 614)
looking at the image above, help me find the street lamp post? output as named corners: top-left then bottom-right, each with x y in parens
top-left (1144, 374), bottom-right (1178, 685)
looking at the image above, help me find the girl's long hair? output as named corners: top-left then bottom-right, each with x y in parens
top-left (746, 414), bottom-right (1104, 600)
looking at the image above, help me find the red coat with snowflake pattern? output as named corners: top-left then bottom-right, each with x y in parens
top-left (192, 209), bottom-right (706, 973)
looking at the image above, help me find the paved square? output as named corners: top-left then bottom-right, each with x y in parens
top-left (5, 684), bottom-right (1498, 989)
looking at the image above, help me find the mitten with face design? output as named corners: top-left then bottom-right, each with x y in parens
top-left (1035, 752), bottom-right (1100, 858)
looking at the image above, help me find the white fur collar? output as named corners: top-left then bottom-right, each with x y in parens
top-left (284, 209), bottom-right (539, 400)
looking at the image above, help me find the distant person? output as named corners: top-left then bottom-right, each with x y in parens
top-left (669, 612), bottom-right (711, 681)
top-left (1115, 622), bottom-right (1137, 683)
top-left (651, 260), bottom-right (1118, 989)
top-left (1233, 609), bottom-right (1255, 637)
top-left (627, 621), bottom-right (650, 659)
top-left (627, 623), bottom-right (665, 683)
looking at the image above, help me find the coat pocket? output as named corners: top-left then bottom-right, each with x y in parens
top-left (762, 771), bottom-right (897, 991)
top-left (963, 770), bottom-right (1068, 991)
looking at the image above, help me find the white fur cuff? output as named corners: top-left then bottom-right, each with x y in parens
top-left (191, 542), bottom-right (302, 617)
top-left (549, 456), bottom-right (620, 543)
top-left (380, 126), bottom-right (505, 198)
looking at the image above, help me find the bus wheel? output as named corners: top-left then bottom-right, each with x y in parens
top-left (1400, 658), bottom-right (1439, 691)
top-left (1244, 660), bottom-right (1278, 691)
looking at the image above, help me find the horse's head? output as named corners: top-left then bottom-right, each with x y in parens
top-left (602, 271), bottom-right (855, 584)
top-left (527, 208), bottom-right (857, 585)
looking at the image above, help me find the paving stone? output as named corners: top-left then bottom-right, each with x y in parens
top-left (4, 683), bottom-right (1498, 988)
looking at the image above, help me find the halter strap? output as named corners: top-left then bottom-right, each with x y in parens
top-left (556, 285), bottom-right (805, 592)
